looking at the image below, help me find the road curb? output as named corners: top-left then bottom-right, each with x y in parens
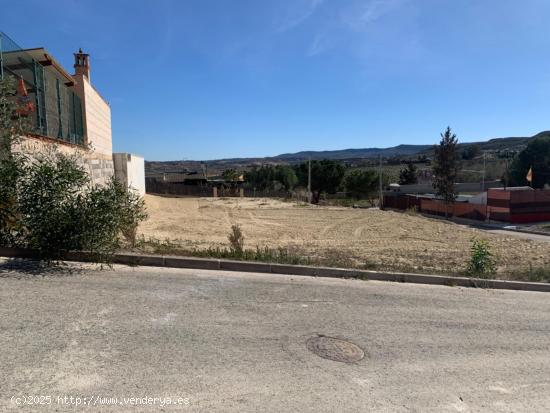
top-left (1, 247), bottom-right (549, 293)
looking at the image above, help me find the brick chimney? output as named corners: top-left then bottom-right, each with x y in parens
top-left (74, 48), bottom-right (90, 81)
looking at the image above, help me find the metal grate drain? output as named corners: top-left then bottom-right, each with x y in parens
top-left (306, 335), bottom-right (365, 363)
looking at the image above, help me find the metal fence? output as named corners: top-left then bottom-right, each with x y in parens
top-left (146, 179), bottom-right (300, 199)
top-left (0, 31), bottom-right (84, 144)
top-left (146, 180), bottom-right (214, 197)
top-left (385, 189), bottom-right (550, 223)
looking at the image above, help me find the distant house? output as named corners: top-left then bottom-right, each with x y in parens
top-left (1, 31), bottom-right (144, 195)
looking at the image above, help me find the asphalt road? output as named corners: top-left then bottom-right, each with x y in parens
top-left (484, 228), bottom-right (550, 243)
top-left (1, 259), bottom-right (550, 412)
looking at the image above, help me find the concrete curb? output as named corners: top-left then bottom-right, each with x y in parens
top-left (1, 247), bottom-right (549, 293)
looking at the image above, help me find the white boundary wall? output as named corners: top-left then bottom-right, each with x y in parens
top-left (113, 153), bottom-right (146, 196)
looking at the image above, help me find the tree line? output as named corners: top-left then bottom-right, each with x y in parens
top-left (235, 160), bottom-right (389, 204)
top-left (224, 127), bottom-right (550, 206)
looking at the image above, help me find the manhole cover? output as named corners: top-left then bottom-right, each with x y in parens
top-left (306, 335), bottom-right (364, 363)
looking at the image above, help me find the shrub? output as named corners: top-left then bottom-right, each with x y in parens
top-left (76, 178), bottom-right (147, 259)
top-left (8, 150), bottom-right (146, 261)
top-left (0, 76), bottom-right (30, 246)
top-left (17, 153), bottom-right (89, 258)
top-left (228, 224), bottom-right (245, 254)
top-left (467, 239), bottom-right (496, 278)
top-left (405, 206), bottom-right (419, 215)
top-left (116, 184), bottom-right (147, 247)
top-left (0, 153), bottom-right (24, 246)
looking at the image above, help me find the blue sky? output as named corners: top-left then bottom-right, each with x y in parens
top-left (3, 0), bottom-right (550, 160)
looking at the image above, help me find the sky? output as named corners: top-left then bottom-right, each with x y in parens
top-left (2, 0), bottom-right (550, 160)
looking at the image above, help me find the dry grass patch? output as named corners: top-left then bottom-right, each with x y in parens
top-left (139, 195), bottom-right (550, 279)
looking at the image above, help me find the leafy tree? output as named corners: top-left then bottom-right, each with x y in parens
top-left (344, 169), bottom-right (379, 200)
top-left (432, 127), bottom-right (460, 217)
top-left (295, 159), bottom-right (346, 203)
top-left (244, 164), bottom-right (297, 191)
top-left (221, 168), bottom-right (239, 181)
top-left (509, 135), bottom-right (550, 188)
top-left (273, 165), bottom-right (298, 191)
top-left (398, 162), bottom-right (418, 185)
top-left (244, 165), bottom-right (270, 190)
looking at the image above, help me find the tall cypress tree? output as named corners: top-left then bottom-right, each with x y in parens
top-left (432, 127), bottom-right (460, 217)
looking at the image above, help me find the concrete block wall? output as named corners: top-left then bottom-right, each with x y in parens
top-left (15, 137), bottom-right (114, 186)
top-left (88, 158), bottom-right (115, 186)
top-left (113, 153), bottom-right (146, 196)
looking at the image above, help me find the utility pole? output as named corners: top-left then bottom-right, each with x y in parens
top-left (0, 33), bottom-right (4, 80)
top-left (504, 152), bottom-right (509, 190)
top-left (378, 155), bottom-right (383, 209)
top-left (481, 152), bottom-right (486, 191)
top-left (308, 157), bottom-right (312, 204)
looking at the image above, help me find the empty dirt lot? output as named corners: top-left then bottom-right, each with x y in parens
top-left (139, 195), bottom-right (550, 277)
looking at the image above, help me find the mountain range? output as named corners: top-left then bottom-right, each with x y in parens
top-left (146, 131), bottom-right (548, 175)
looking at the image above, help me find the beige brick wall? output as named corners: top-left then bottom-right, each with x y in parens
top-left (73, 74), bottom-right (113, 158)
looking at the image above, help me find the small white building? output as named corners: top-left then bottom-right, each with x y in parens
top-left (113, 153), bottom-right (146, 196)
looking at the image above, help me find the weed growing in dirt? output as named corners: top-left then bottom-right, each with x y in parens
top-left (228, 224), bottom-right (245, 254)
top-left (467, 239), bottom-right (496, 278)
top-left (136, 237), bottom-right (312, 266)
top-left (523, 265), bottom-right (550, 283)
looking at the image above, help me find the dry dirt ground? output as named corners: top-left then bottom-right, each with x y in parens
top-left (139, 195), bottom-right (550, 277)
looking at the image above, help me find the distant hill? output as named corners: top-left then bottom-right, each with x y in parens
top-left (435, 131), bottom-right (548, 154)
top-left (146, 131), bottom-right (548, 175)
top-left (275, 144), bottom-right (432, 161)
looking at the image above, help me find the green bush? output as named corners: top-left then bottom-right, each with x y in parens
top-left (467, 239), bottom-right (496, 278)
top-left (17, 153), bottom-right (89, 257)
top-left (4, 151), bottom-right (146, 261)
top-left (0, 153), bottom-right (24, 246)
top-left (0, 76), bottom-right (29, 245)
top-left (76, 178), bottom-right (147, 259)
top-left (1, 75), bottom-right (146, 262)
